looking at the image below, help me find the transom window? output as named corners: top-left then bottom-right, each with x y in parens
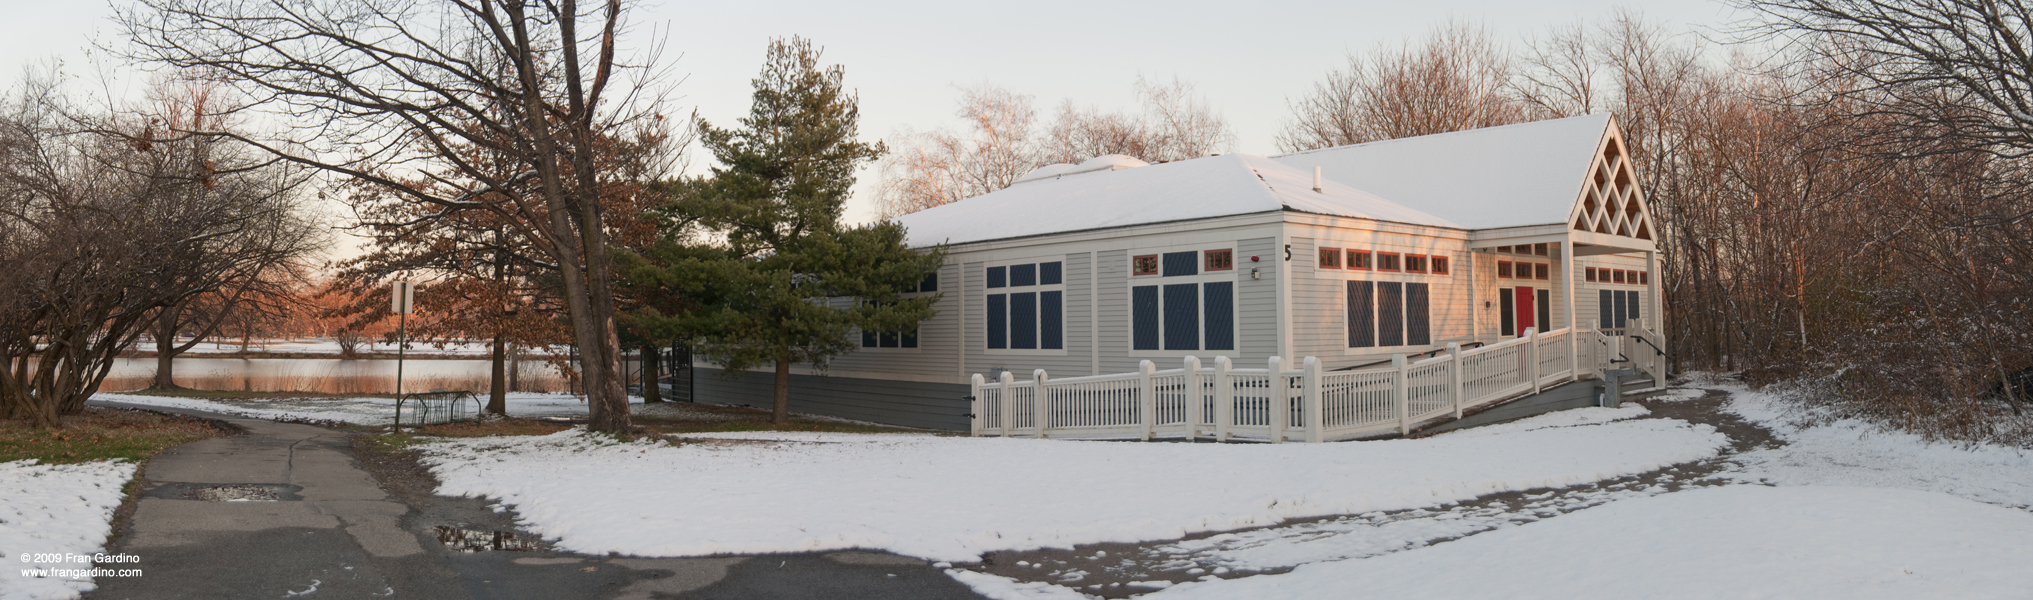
top-left (1319, 247), bottom-right (1342, 269)
top-left (1499, 260), bottom-right (1550, 281)
top-left (1378, 252), bottom-right (1401, 272)
top-left (1347, 250), bottom-right (1372, 270)
top-left (986, 261), bottom-right (1064, 351)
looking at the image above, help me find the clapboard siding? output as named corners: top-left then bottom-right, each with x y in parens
top-left (1095, 249), bottom-right (1134, 374)
top-left (693, 366), bottom-right (970, 431)
top-left (1287, 228), bottom-right (1477, 370)
top-left (825, 262), bottom-right (963, 378)
top-left (1575, 253), bottom-right (1654, 329)
top-left (1236, 237), bottom-right (1280, 361)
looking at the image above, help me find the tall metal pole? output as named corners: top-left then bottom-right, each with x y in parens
top-left (393, 281), bottom-right (412, 401)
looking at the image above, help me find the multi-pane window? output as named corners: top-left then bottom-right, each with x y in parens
top-left (1348, 281), bottom-right (1431, 348)
top-left (1377, 252), bottom-right (1401, 272)
top-left (1599, 289), bottom-right (1643, 328)
top-left (1205, 249), bottom-right (1234, 271)
top-left (1319, 247), bottom-right (1342, 269)
top-left (1347, 250), bottom-right (1372, 270)
top-left (1430, 256), bottom-right (1449, 275)
top-left (1404, 254), bottom-right (1427, 274)
top-left (861, 273), bottom-right (939, 349)
top-left (986, 262), bottom-right (1063, 351)
top-left (1132, 249), bottom-right (1235, 352)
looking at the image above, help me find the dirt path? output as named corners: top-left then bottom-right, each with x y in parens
top-left (956, 388), bottom-right (1776, 598)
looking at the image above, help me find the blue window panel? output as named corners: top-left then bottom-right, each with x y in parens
top-left (1537, 290), bottom-right (1551, 338)
top-left (1501, 289), bottom-right (1516, 337)
top-left (1041, 291), bottom-right (1063, 350)
top-left (901, 328), bottom-right (918, 348)
top-left (1010, 263), bottom-right (1037, 287)
top-left (1163, 283), bottom-right (1200, 351)
top-left (1625, 289), bottom-right (1641, 324)
top-left (1132, 286), bottom-right (1160, 350)
top-left (1162, 251), bottom-right (1199, 277)
top-left (880, 331), bottom-right (899, 348)
top-left (987, 266), bottom-right (1007, 289)
top-left (1378, 282), bottom-right (1404, 347)
top-left (1612, 290), bottom-right (1628, 328)
top-left (1203, 282), bottom-right (1233, 351)
top-left (1407, 283), bottom-right (1430, 346)
top-left (1040, 261), bottom-right (1062, 285)
top-left (987, 294), bottom-right (1007, 349)
top-left (862, 329), bottom-right (877, 348)
top-left (1347, 281), bottom-right (1375, 348)
top-left (1600, 289), bottom-right (1615, 329)
top-left (1010, 292), bottom-right (1038, 349)
top-left (919, 272), bottom-right (938, 292)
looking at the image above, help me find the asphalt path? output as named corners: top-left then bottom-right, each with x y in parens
top-left (86, 401), bottom-right (987, 600)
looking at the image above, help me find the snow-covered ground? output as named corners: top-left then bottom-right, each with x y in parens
top-left (0, 460), bottom-right (137, 600)
top-left (1137, 485), bottom-right (2033, 599)
top-left (1722, 386), bottom-right (2033, 509)
top-left (413, 417), bottom-right (1725, 562)
top-left (90, 392), bottom-right (627, 425)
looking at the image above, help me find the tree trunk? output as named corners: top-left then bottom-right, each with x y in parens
top-left (152, 306), bottom-right (181, 390)
top-left (488, 330), bottom-right (507, 415)
top-left (641, 344), bottom-right (662, 403)
top-left (772, 357), bottom-right (791, 425)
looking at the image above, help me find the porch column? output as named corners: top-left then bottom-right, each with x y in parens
top-left (1563, 238), bottom-right (1577, 377)
top-left (1468, 248), bottom-right (1479, 343)
top-left (1646, 249), bottom-right (1662, 372)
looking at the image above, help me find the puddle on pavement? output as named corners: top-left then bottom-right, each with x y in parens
top-left (434, 526), bottom-right (543, 552)
top-left (145, 482), bottom-right (302, 502)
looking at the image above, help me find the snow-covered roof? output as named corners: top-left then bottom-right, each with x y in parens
top-left (1270, 114), bottom-right (1613, 230)
top-left (897, 154), bottom-right (1458, 247)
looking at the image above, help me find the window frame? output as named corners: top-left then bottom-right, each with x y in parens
top-left (1429, 255), bottom-right (1449, 275)
top-left (1318, 247), bottom-right (1343, 269)
top-left (1345, 280), bottom-right (1435, 353)
top-left (1204, 249), bottom-right (1234, 272)
top-left (1376, 252), bottom-right (1402, 272)
top-left (1132, 254), bottom-right (1159, 277)
top-left (1347, 249), bottom-right (1372, 271)
top-left (1126, 245), bottom-right (1239, 356)
top-left (1403, 254), bottom-right (1427, 274)
top-left (983, 259), bottom-right (1069, 356)
top-left (1497, 261), bottom-right (1513, 279)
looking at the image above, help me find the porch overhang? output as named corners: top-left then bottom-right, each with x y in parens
top-left (1466, 226), bottom-right (1656, 255)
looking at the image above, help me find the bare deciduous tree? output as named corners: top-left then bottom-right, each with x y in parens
top-left (118, 0), bottom-right (677, 432)
top-left (877, 78), bottom-right (1233, 218)
top-left (1277, 22), bottom-right (1527, 152)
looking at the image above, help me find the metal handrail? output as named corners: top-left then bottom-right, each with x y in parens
top-left (394, 390), bottom-right (483, 428)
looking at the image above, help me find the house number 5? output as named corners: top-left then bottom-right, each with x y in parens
top-left (1284, 244), bottom-right (1292, 262)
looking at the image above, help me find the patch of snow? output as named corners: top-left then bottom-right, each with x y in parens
top-left (1722, 387), bottom-right (2033, 509)
top-left (413, 418), bottom-right (1724, 562)
top-left (0, 460), bottom-right (137, 600)
top-left (946, 569), bottom-right (1096, 600)
top-left (1145, 485), bottom-right (2033, 599)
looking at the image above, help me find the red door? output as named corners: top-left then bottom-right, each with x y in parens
top-left (1515, 286), bottom-right (1535, 337)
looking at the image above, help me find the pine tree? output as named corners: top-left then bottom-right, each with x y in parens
top-left (628, 37), bottom-right (943, 425)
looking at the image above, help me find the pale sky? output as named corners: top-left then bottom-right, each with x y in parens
top-left (2, 0), bottom-right (1740, 247)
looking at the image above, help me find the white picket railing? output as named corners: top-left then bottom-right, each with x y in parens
top-left (972, 326), bottom-right (1612, 442)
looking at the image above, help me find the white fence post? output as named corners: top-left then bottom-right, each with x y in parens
top-left (1269, 356), bottom-right (1286, 444)
top-left (1393, 354), bottom-right (1410, 436)
top-left (1527, 326), bottom-right (1542, 394)
top-left (1214, 356), bottom-right (1233, 442)
top-left (1447, 342), bottom-right (1463, 419)
top-left (1034, 369), bottom-right (1051, 439)
top-left (1138, 360), bottom-right (1157, 441)
top-left (998, 371), bottom-right (1015, 437)
top-left (1183, 356), bottom-right (1202, 440)
top-left (970, 373), bottom-right (985, 437)
top-left (1303, 356), bottom-right (1323, 443)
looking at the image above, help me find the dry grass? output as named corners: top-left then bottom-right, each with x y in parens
top-left (1764, 371), bottom-right (2033, 448)
top-left (0, 407), bottom-right (226, 464)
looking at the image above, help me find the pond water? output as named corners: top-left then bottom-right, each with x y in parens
top-left (96, 356), bottom-right (579, 394)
